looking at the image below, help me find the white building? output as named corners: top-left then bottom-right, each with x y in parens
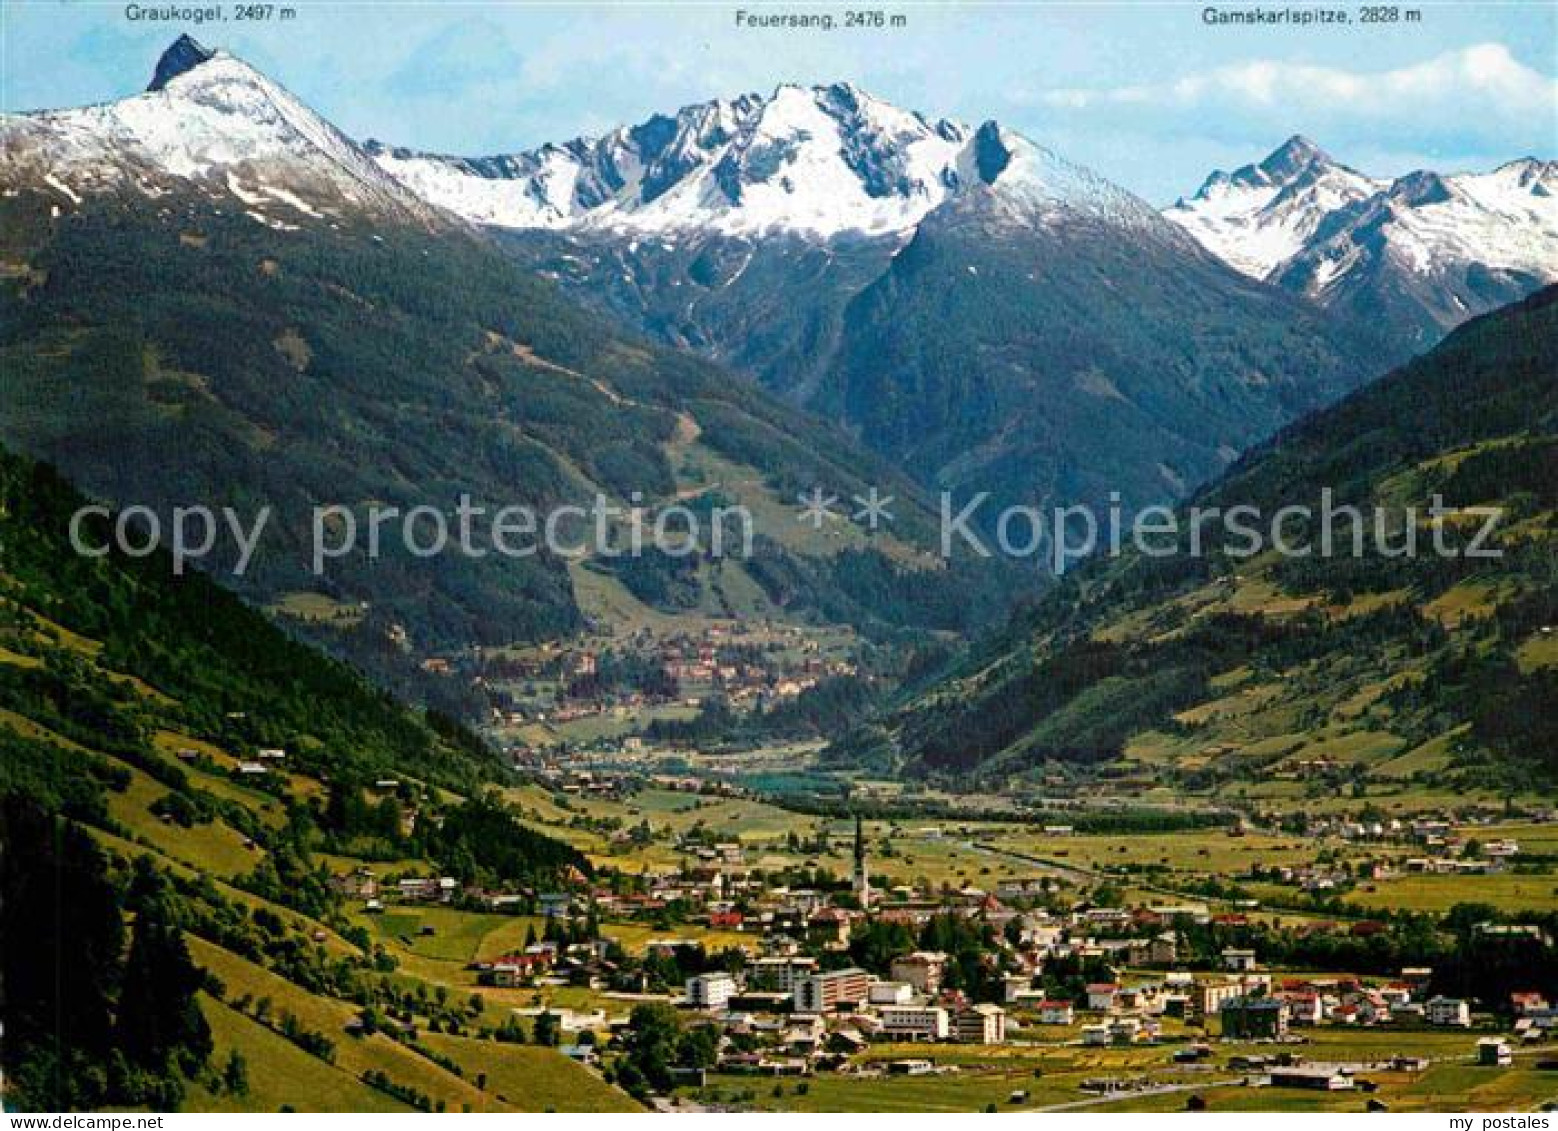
top-left (869, 981), bottom-right (915, 1006)
top-left (878, 1004), bottom-right (950, 1041)
top-left (1427, 996), bottom-right (1472, 1027)
top-left (1222, 947), bottom-right (1258, 972)
top-left (1086, 983), bottom-right (1120, 1012)
top-left (686, 972), bottom-right (737, 1011)
top-left (1038, 1001), bottom-right (1075, 1025)
top-left (956, 1004), bottom-right (1007, 1044)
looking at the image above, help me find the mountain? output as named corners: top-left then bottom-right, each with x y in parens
top-left (1162, 136), bottom-right (1383, 279)
top-left (367, 83), bottom-right (1155, 240)
top-left (1, 34), bottom-right (441, 228)
top-left (0, 40), bottom-right (1011, 710)
top-left (1167, 137), bottom-right (1558, 356)
top-left (865, 286), bottom-right (1558, 802)
top-left (369, 88), bottom-right (1375, 524)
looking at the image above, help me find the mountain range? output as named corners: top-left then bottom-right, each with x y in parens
top-left (1166, 136), bottom-right (1558, 355)
top-left (2, 34), bottom-right (1553, 701)
top-left (368, 81), bottom-right (1378, 523)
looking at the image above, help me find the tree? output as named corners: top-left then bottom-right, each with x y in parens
top-left (532, 1010), bottom-right (561, 1047)
top-left (223, 1051), bottom-right (250, 1096)
top-left (0, 795), bottom-right (124, 1110)
top-left (116, 884), bottom-right (212, 1076)
top-left (618, 1003), bottom-right (683, 1095)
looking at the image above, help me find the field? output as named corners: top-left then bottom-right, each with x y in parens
top-left (189, 937), bottom-right (510, 1113)
top-left (190, 996), bottom-right (410, 1113)
top-left (1344, 873), bottom-right (1558, 915)
top-left (683, 1029), bottom-right (1558, 1114)
top-left (417, 1034), bottom-right (641, 1112)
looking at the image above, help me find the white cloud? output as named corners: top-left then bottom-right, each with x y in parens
top-left (1035, 43), bottom-right (1555, 124)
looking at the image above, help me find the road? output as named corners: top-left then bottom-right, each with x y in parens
top-left (1035, 1078), bottom-right (1244, 1111)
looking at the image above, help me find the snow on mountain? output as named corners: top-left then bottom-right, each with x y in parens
top-left (1167, 138), bottom-right (1558, 295)
top-left (0, 37), bottom-right (1190, 246)
top-left (0, 35), bottom-right (441, 227)
top-left (1163, 136), bottom-right (1382, 278)
top-left (1296, 159), bottom-right (1558, 288)
top-left (368, 84), bottom-right (1160, 239)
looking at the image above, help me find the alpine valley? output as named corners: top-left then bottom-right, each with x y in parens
top-left (0, 37), bottom-right (1019, 711)
top-left (3, 29), bottom-right (1558, 1119)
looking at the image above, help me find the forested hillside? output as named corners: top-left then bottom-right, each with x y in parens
top-left (0, 448), bottom-right (605, 1111)
top-left (0, 189), bottom-right (1013, 712)
top-left (869, 286), bottom-right (1558, 800)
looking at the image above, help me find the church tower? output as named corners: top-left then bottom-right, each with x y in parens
top-left (853, 813), bottom-right (871, 910)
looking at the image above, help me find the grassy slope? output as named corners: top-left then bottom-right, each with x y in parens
top-left (0, 448), bottom-right (637, 1112)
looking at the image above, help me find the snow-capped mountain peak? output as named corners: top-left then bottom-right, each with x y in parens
top-left (1169, 138), bottom-right (1558, 350)
top-left (368, 84), bottom-right (1151, 239)
top-left (1165, 136), bottom-right (1382, 278)
top-left (148, 32), bottom-right (216, 91)
top-left (1286, 159), bottom-right (1558, 287)
top-left (0, 36), bottom-right (440, 227)
top-left (1252, 134), bottom-right (1331, 183)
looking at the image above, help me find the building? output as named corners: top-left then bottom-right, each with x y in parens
top-left (1426, 996), bottom-right (1472, 1028)
top-left (1080, 1024), bottom-right (1111, 1047)
top-left (686, 972), bottom-right (738, 1011)
top-left (794, 967), bottom-right (871, 1013)
top-left (1193, 979), bottom-right (1245, 1020)
top-left (869, 981), bottom-right (915, 1006)
top-left (879, 1004), bottom-right (950, 1041)
top-left (481, 955), bottom-right (548, 987)
top-left (891, 952), bottom-right (948, 995)
top-left (1085, 983), bottom-right (1120, 1012)
top-left (1038, 1001), bottom-right (1075, 1025)
top-left (1222, 947), bottom-right (1259, 972)
top-left (1512, 992), bottom-right (1550, 1017)
top-left (1478, 1038), bottom-right (1513, 1067)
top-left (955, 1004), bottom-right (1007, 1044)
top-left (1269, 1066), bottom-right (1353, 1091)
top-left (1004, 975), bottom-right (1045, 1006)
top-left (1280, 992), bottom-right (1323, 1026)
top-left (1221, 996), bottom-right (1290, 1040)
top-left (538, 892), bottom-right (573, 918)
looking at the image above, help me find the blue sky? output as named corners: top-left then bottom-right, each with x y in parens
top-left (3, 1), bottom-right (1554, 203)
